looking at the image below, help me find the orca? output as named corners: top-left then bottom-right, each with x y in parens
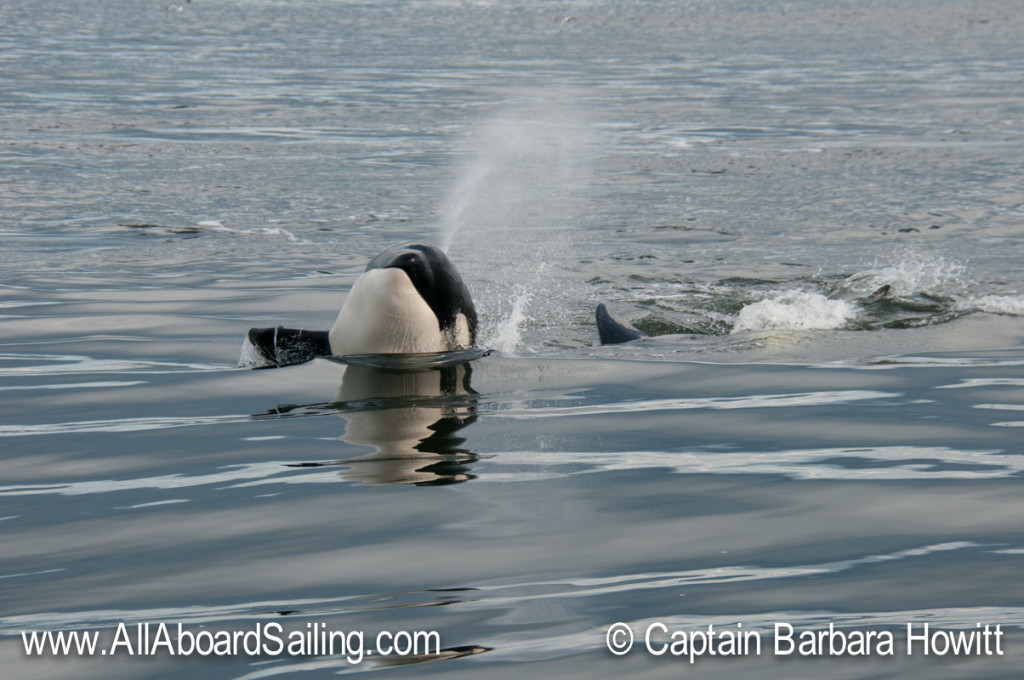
top-left (242, 242), bottom-right (477, 368)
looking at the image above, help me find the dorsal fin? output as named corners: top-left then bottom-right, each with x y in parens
top-left (596, 303), bottom-right (648, 345)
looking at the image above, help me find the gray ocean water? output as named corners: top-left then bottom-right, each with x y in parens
top-left (2, 1), bottom-right (1024, 678)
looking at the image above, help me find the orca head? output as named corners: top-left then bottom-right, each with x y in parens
top-left (329, 243), bottom-right (478, 355)
top-left (367, 243), bottom-right (479, 343)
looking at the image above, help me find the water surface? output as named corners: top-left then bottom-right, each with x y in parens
top-left (2, 1), bottom-right (1023, 678)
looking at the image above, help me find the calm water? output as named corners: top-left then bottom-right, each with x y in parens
top-left (2, 1), bottom-right (1024, 678)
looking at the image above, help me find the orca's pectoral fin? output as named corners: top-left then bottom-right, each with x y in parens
top-left (240, 326), bottom-right (331, 368)
top-left (596, 303), bottom-right (649, 345)
top-left (242, 327), bottom-right (279, 368)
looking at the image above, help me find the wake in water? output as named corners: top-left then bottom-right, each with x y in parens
top-left (617, 248), bottom-right (1024, 340)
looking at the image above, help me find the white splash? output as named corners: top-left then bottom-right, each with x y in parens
top-left (482, 285), bottom-right (533, 353)
top-left (851, 248), bottom-right (972, 298)
top-left (733, 291), bottom-right (858, 332)
top-left (238, 335), bottom-right (275, 369)
top-left (961, 294), bottom-right (1024, 316)
top-left (852, 248), bottom-right (1022, 318)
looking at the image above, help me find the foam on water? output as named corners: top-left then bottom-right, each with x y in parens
top-left (961, 294), bottom-right (1024, 317)
top-left (733, 291), bottom-right (858, 332)
top-left (729, 249), bottom-right (1018, 335)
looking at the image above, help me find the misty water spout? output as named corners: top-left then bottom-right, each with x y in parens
top-left (438, 102), bottom-right (593, 353)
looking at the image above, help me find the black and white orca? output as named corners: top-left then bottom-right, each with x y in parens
top-left (244, 242), bottom-right (477, 368)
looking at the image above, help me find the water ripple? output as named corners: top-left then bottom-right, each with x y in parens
top-left (3, 542), bottom-right (1019, 670)
top-left (491, 446), bottom-right (1022, 481)
top-left (521, 606), bottom-right (1024, 664)
top-left (495, 390), bottom-right (899, 419)
top-left (469, 541), bottom-right (981, 600)
top-left (0, 380), bottom-right (146, 392)
top-left (0, 413), bottom-right (253, 437)
top-left (0, 353), bottom-right (226, 377)
top-left (3, 445), bottom-right (1018, 503)
top-left (0, 461), bottom-right (299, 496)
top-left (937, 378), bottom-right (1024, 389)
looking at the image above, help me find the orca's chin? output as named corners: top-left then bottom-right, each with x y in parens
top-left (329, 268), bottom-right (448, 355)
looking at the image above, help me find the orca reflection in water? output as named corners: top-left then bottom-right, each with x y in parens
top-left (242, 242), bottom-right (477, 368)
top-left (263, 360), bottom-right (481, 486)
